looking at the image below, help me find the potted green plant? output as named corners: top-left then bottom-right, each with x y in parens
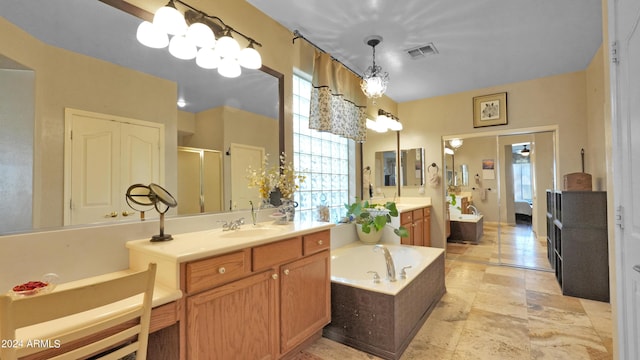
top-left (345, 200), bottom-right (409, 244)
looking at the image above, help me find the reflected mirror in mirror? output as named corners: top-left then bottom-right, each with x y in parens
top-left (375, 150), bottom-right (397, 187)
top-left (460, 164), bottom-right (469, 186)
top-left (0, 0), bottom-right (282, 235)
top-left (400, 148), bottom-right (425, 186)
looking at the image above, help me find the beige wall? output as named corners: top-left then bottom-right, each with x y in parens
top-left (586, 45), bottom-right (608, 191)
top-left (0, 68), bottom-right (34, 233)
top-left (399, 71), bottom-right (595, 248)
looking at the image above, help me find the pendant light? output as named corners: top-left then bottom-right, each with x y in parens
top-left (361, 35), bottom-right (389, 99)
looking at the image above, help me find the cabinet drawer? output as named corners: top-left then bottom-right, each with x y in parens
top-left (400, 212), bottom-right (413, 224)
top-left (303, 230), bottom-right (330, 255)
top-left (185, 249), bottom-right (251, 293)
top-left (424, 207), bottom-right (430, 217)
top-left (412, 208), bottom-right (424, 219)
top-left (253, 237), bottom-right (302, 271)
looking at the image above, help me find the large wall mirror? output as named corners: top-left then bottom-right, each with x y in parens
top-left (362, 128), bottom-right (425, 199)
top-left (0, 0), bottom-right (283, 235)
top-left (442, 130), bottom-right (556, 271)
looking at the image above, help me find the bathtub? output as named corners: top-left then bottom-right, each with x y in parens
top-left (324, 243), bottom-right (445, 360)
top-left (449, 213), bottom-right (484, 243)
top-left (330, 244), bottom-right (443, 295)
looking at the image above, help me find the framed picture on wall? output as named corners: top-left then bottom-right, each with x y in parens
top-left (473, 92), bottom-right (507, 128)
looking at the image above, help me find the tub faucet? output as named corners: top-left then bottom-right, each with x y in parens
top-left (467, 205), bottom-right (479, 215)
top-left (373, 244), bottom-right (397, 282)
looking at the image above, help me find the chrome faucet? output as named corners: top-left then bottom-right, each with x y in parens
top-left (221, 217), bottom-right (245, 231)
top-left (467, 205), bottom-right (479, 215)
top-left (373, 244), bottom-right (397, 282)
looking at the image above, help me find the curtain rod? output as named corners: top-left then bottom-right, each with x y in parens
top-left (292, 30), bottom-right (362, 79)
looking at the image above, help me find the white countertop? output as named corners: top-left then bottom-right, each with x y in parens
top-left (368, 197), bottom-right (432, 213)
top-left (127, 220), bottom-right (336, 291)
top-left (126, 220), bottom-right (335, 263)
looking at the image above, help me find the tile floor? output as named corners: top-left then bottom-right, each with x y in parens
top-left (447, 222), bottom-right (552, 270)
top-left (299, 223), bottom-right (612, 360)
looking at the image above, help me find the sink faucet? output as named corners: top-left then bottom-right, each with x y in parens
top-left (373, 244), bottom-right (397, 282)
top-left (249, 201), bottom-right (257, 225)
top-left (467, 205), bottom-right (479, 215)
top-left (222, 217), bottom-right (245, 231)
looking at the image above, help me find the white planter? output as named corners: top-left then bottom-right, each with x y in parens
top-left (356, 224), bottom-right (384, 244)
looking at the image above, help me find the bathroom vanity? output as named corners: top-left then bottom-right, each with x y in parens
top-left (399, 206), bottom-right (431, 246)
top-left (127, 222), bottom-right (333, 360)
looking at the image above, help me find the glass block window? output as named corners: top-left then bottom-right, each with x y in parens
top-left (292, 73), bottom-right (354, 223)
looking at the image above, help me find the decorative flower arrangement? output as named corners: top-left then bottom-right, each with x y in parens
top-left (247, 153), bottom-right (305, 202)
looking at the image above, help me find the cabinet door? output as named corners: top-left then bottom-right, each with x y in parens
top-left (280, 250), bottom-right (330, 354)
top-left (400, 212), bottom-right (414, 245)
top-left (413, 217), bottom-right (424, 246)
top-left (423, 208), bottom-right (431, 247)
top-left (186, 270), bottom-right (277, 360)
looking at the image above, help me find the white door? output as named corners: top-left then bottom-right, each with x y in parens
top-left (65, 109), bottom-right (163, 225)
top-left (610, 0), bottom-right (640, 358)
top-left (120, 122), bottom-right (161, 221)
top-left (69, 115), bottom-right (121, 225)
top-left (230, 143), bottom-right (264, 210)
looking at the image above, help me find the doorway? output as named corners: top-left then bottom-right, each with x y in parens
top-left (444, 128), bottom-right (557, 271)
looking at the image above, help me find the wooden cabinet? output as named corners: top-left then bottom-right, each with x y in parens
top-left (280, 250), bottom-right (330, 353)
top-left (423, 207), bottom-right (431, 247)
top-left (186, 270), bottom-right (277, 360)
top-left (400, 206), bottom-right (431, 247)
top-left (460, 197), bottom-right (470, 214)
top-left (182, 230), bottom-right (331, 359)
top-left (546, 190), bottom-right (609, 302)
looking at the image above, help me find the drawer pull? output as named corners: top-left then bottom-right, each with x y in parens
top-left (634, 265), bottom-right (640, 274)
top-left (318, 240), bottom-right (324, 245)
top-left (284, 269), bottom-right (290, 275)
top-left (218, 267), bottom-right (226, 274)
top-left (272, 274), bottom-right (278, 280)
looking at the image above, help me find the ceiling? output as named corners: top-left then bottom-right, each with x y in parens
top-left (2, 0), bottom-right (603, 111)
top-left (0, 0), bottom-right (278, 117)
top-left (247, 0), bottom-right (603, 103)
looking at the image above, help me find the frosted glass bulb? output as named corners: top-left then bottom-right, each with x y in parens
top-left (168, 35), bottom-right (197, 60)
top-left (218, 57), bottom-right (241, 78)
top-left (196, 48), bottom-right (221, 69)
top-left (186, 22), bottom-right (216, 48)
top-left (136, 21), bottom-right (169, 49)
top-left (239, 46), bottom-right (262, 69)
top-left (216, 35), bottom-right (240, 59)
top-left (153, 5), bottom-right (187, 36)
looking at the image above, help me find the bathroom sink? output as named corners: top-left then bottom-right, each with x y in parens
top-left (219, 226), bottom-right (285, 239)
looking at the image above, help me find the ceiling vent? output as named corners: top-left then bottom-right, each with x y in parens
top-left (406, 43), bottom-right (438, 59)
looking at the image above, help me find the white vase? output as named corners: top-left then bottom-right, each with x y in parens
top-left (356, 224), bottom-right (383, 244)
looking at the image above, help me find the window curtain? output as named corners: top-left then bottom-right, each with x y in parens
top-left (309, 50), bottom-right (367, 142)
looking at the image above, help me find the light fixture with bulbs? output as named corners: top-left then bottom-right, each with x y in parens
top-left (136, 0), bottom-right (262, 78)
top-left (520, 144), bottom-right (531, 156)
top-left (365, 109), bottom-right (402, 132)
top-left (361, 35), bottom-right (389, 99)
top-left (449, 138), bottom-right (463, 150)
